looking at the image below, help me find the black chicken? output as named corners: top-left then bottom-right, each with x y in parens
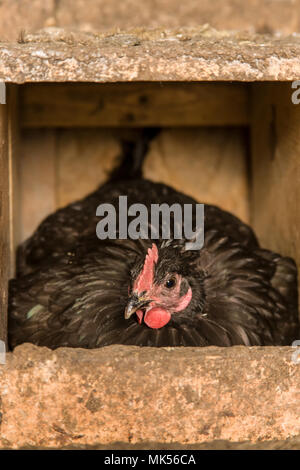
top-left (8, 130), bottom-right (299, 349)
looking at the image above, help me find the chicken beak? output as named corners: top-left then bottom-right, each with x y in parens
top-left (125, 294), bottom-right (151, 320)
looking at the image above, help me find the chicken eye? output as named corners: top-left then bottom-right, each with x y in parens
top-left (165, 277), bottom-right (176, 289)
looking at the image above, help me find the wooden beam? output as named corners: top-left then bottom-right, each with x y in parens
top-left (7, 85), bottom-right (20, 278)
top-left (20, 83), bottom-right (249, 128)
top-left (0, 85), bottom-right (19, 343)
top-left (251, 82), bottom-right (300, 302)
top-left (19, 130), bottom-right (57, 242)
top-left (0, 96), bottom-right (9, 343)
top-left (144, 128), bottom-right (250, 223)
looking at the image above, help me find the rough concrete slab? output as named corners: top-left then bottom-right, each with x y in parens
top-left (0, 0), bottom-right (299, 41)
top-left (0, 0), bottom-right (54, 42)
top-left (1, 27), bottom-right (300, 82)
top-left (14, 436), bottom-right (300, 450)
top-left (0, 343), bottom-right (299, 449)
top-left (53, 0), bottom-right (300, 36)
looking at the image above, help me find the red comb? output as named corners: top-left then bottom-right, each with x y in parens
top-left (135, 243), bottom-right (158, 293)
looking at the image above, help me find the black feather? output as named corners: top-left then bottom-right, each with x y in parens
top-left (9, 131), bottom-right (299, 349)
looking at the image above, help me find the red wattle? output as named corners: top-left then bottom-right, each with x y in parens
top-left (144, 308), bottom-right (171, 329)
top-left (136, 310), bottom-right (143, 325)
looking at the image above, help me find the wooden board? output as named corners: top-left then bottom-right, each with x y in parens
top-left (19, 129), bottom-right (123, 241)
top-left (20, 83), bottom-right (250, 128)
top-left (0, 85), bottom-right (19, 342)
top-left (7, 85), bottom-right (20, 278)
top-left (144, 128), bottom-right (249, 223)
top-left (56, 129), bottom-right (120, 208)
top-left (251, 82), bottom-right (300, 301)
top-left (19, 126), bottom-right (249, 240)
top-left (19, 130), bottom-right (57, 242)
top-left (0, 101), bottom-right (9, 342)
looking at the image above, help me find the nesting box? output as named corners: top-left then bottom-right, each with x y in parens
top-left (0, 27), bottom-right (300, 448)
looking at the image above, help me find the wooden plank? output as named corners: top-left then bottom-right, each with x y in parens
top-left (56, 129), bottom-right (120, 208)
top-left (20, 129), bottom-right (139, 240)
top-left (144, 128), bottom-right (250, 223)
top-left (7, 85), bottom-right (20, 278)
top-left (20, 82), bottom-right (250, 128)
top-left (20, 125), bottom-right (248, 241)
top-left (0, 99), bottom-right (9, 343)
top-left (19, 130), bottom-right (56, 242)
top-left (54, 126), bottom-right (249, 222)
top-left (251, 82), bottom-right (300, 299)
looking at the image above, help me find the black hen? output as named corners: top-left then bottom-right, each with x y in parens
top-left (9, 130), bottom-right (299, 349)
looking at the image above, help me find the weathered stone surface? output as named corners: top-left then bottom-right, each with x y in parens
top-left (0, 0), bottom-right (299, 41)
top-left (0, 343), bottom-right (299, 449)
top-left (0, 0), bottom-right (54, 42)
top-left (54, 0), bottom-right (300, 35)
top-left (18, 435), bottom-right (300, 450)
top-left (1, 27), bottom-right (300, 83)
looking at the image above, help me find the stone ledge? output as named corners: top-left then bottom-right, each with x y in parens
top-left (0, 343), bottom-right (299, 449)
top-left (2, 27), bottom-right (300, 82)
top-left (6, 436), bottom-right (300, 450)
top-left (1, 0), bottom-right (298, 42)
